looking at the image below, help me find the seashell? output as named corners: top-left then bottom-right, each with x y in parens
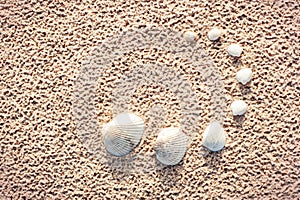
top-left (183, 31), bottom-right (197, 42)
top-left (154, 128), bottom-right (188, 166)
top-left (236, 68), bottom-right (252, 85)
top-left (202, 121), bottom-right (226, 152)
top-left (230, 100), bottom-right (247, 116)
top-left (102, 112), bottom-right (145, 157)
top-left (208, 28), bottom-right (221, 41)
top-left (228, 44), bottom-right (243, 57)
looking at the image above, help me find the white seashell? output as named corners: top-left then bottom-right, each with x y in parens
top-left (202, 121), bottom-right (226, 152)
top-left (208, 28), bottom-right (221, 41)
top-left (102, 112), bottom-right (145, 157)
top-left (236, 68), bottom-right (252, 85)
top-left (154, 128), bottom-right (188, 166)
top-left (228, 44), bottom-right (243, 57)
top-left (183, 31), bottom-right (197, 42)
top-left (230, 100), bottom-right (247, 115)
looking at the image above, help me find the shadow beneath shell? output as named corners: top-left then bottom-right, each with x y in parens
top-left (93, 151), bottom-right (149, 177)
top-left (210, 38), bottom-right (223, 50)
top-left (155, 161), bottom-right (183, 187)
top-left (239, 82), bottom-right (252, 95)
top-left (200, 146), bottom-right (224, 171)
top-left (229, 56), bottom-right (243, 67)
top-left (103, 153), bottom-right (184, 185)
top-left (110, 167), bottom-right (130, 181)
top-left (233, 115), bottom-right (246, 127)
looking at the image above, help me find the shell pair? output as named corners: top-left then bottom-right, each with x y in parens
top-left (102, 112), bottom-right (188, 166)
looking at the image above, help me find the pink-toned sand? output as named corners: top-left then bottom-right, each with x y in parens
top-left (0, 0), bottom-right (299, 199)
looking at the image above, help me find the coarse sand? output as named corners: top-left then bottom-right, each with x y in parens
top-left (0, 0), bottom-right (299, 199)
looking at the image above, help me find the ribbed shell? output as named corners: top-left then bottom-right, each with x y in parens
top-left (154, 128), bottom-right (188, 166)
top-left (102, 112), bottom-right (145, 157)
top-left (202, 121), bottom-right (226, 152)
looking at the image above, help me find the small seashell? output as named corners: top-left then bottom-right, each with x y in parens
top-left (183, 31), bottom-right (197, 42)
top-left (228, 44), bottom-right (243, 57)
top-left (230, 100), bottom-right (247, 116)
top-left (102, 112), bottom-right (145, 157)
top-left (154, 128), bottom-right (188, 166)
top-left (208, 28), bottom-right (221, 41)
top-left (236, 68), bottom-right (252, 85)
top-left (202, 121), bottom-right (226, 152)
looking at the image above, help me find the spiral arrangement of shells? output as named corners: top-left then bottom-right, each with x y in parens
top-left (100, 28), bottom-right (255, 166)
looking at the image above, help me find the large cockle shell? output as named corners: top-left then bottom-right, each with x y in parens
top-left (202, 121), bottom-right (226, 152)
top-left (102, 112), bottom-right (145, 157)
top-left (154, 128), bottom-right (188, 166)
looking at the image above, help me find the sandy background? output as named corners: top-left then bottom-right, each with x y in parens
top-left (1, 0), bottom-right (299, 199)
